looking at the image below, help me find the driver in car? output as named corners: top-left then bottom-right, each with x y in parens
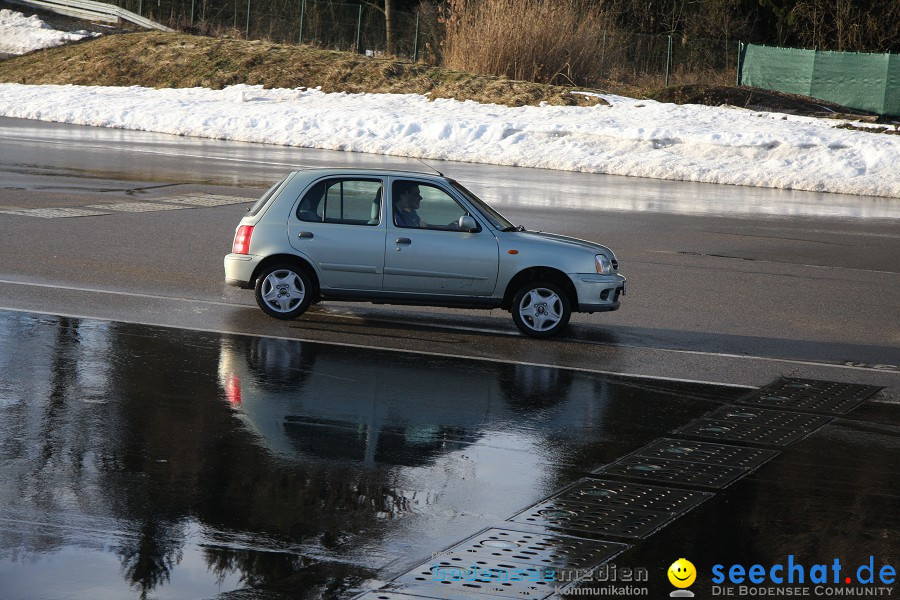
top-left (393, 182), bottom-right (429, 228)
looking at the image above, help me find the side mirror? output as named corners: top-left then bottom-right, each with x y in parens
top-left (458, 215), bottom-right (478, 232)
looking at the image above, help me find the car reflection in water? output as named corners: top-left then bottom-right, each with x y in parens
top-left (217, 336), bottom-right (577, 468)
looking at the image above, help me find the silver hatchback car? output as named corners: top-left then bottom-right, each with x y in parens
top-left (224, 169), bottom-right (625, 338)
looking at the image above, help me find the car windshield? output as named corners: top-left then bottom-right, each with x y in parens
top-left (449, 180), bottom-right (517, 231)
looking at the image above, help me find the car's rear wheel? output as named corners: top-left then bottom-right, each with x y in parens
top-left (511, 281), bottom-right (571, 338)
top-left (254, 264), bottom-right (313, 320)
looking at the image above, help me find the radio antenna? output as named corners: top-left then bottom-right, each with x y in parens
top-left (413, 156), bottom-right (444, 178)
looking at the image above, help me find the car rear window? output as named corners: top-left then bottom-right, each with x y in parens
top-left (247, 176), bottom-right (289, 217)
top-left (297, 178), bottom-right (383, 226)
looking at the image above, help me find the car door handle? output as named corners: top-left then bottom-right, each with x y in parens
top-left (297, 231), bottom-right (314, 239)
top-left (395, 238), bottom-right (411, 245)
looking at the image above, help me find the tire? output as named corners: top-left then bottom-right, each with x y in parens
top-left (511, 281), bottom-right (571, 338)
top-left (254, 263), bottom-right (313, 320)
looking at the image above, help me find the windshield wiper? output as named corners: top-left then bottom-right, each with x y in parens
top-left (501, 225), bottom-right (526, 232)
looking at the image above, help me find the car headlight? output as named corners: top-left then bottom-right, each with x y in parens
top-left (595, 254), bottom-right (612, 274)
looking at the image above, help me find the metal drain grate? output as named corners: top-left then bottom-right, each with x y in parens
top-left (626, 438), bottom-right (779, 469)
top-left (507, 498), bottom-right (692, 540)
top-left (600, 456), bottom-right (746, 488)
top-left (163, 194), bottom-right (255, 207)
top-left (556, 479), bottom-right (712, 513)
top-left (380, 585), bottom-right (528, 600)
top-left (396, 555), bottom-right (557, 599)
top-left (594, 438), bottom-right (778, 488)
top-left (436, 528), bottom-right (627, 571)
top-left (507, 479), bottom-right (711, 539)
top-left (676, 407), bottom-right (831, 446)
top-left (677, 420), bottom-right (809, 446)
top-left (0, 207), bottom-right (111, 218)
top-left (738, 378), bottom-right (882, 414)
top-left (712, 406), bottom-right (832, 429)
top-left (355, 593), bottom-right (439, 600)
top-left (86, 202), bottom-right (190, 212)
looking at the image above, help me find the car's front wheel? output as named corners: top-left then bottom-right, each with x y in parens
top-left (254, 264), bottom-right (313, 320)
top-left (511, 281), bottom-right (571, 338)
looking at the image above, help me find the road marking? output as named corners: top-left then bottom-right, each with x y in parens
top-left (0, 207), bottom-right (111, 218)
top-left (0, 301), bottom-right (748, 390)
top-left (0, 278), bottom-right (241, 308)
top-left (652, 250), bottom-right (900, 276)
top-left (86, 202), bottom-right (190, 212)
top-left (0, 195), bottom-right (254, 219)
top-left (589, 344), bottom-right (900, 373)
top-left (316, 311), bottom-right (900, 374)
top-left (163, 194), bottom-right (254, 206)
top-left (0, 278), bottom-right (895, 379)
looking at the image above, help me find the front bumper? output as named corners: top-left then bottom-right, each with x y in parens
top-left (224, 253), bottom-right (259, 288)
top-left (572, 273), bottom-right (626, 313)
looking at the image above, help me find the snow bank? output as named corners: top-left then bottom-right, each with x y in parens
top-left (0, 82), bottom-right (897, 198)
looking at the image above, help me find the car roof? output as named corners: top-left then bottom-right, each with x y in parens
top-left (293, 167), bottom-right (449, 181)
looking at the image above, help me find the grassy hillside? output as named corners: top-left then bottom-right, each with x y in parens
top-left (0, 32), bottom-right (608, 107)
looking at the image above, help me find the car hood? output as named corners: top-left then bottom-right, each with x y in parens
top-left (507, 230), bottom-right (615, 257)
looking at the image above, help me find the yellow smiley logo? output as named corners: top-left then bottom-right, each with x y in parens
top-left (668, 558), bottom-right (696, 588)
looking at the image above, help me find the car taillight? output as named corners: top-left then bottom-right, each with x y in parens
top-left (232, 225), bottom-right (254, 254)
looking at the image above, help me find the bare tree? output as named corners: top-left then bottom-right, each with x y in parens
top-left (385, 0), bottom-right (393, 54)
top-left (362, 0), bottom-right (395, 55)
top-left (789, 0), bottom-right (894, 51)
top-left (683, 0), bottom-right (753, 41)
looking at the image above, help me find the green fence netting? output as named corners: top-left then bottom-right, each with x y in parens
top-left (739, 43), bottom-right (900, 116)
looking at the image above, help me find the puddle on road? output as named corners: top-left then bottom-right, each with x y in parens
top-left (0, 311), bottom-right (737, 599)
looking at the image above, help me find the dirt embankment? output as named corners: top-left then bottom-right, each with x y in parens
top-left (0, 31), bottom-right (608, 107)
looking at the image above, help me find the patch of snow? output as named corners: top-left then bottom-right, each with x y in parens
top-left (0, 9), bottom-right (100, 55)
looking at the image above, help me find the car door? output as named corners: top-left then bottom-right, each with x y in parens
top-left (383, 179), bottom-right (499, 296)
top-left (288, 177), bottom-right (385, 291)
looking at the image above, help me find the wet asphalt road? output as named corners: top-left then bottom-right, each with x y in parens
top-left (0, 117), bottom-right (898, 598)
top-left (0, 312), bottom-right (896, 599)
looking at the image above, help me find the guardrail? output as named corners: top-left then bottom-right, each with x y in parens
top-left (6, 0), bottom-right (173, 31)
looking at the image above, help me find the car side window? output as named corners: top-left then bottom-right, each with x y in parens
top-left (297, 178), bottom-right (382, 225)
top-left (392, 180), bottom-right (478, 231)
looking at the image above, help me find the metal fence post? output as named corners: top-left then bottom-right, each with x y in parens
top-left (190, 0), bottom-right (195, 25)
top-left (413, 12), bottom-right (419, 62)
top-left (356, 4), bottom-right (362, 53)
top-left (138, 0), bottom-right (142, 16)
top-left (298, 0), bottom-right (305, 45)
top-left (601, 27), bottom-right (607, 72)
top-left (736, 41), bottom-right (743, 85)
top-left (665, 33), bottom-right (672, 87)
top-left (245, 0), bottom-right (251, 38)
